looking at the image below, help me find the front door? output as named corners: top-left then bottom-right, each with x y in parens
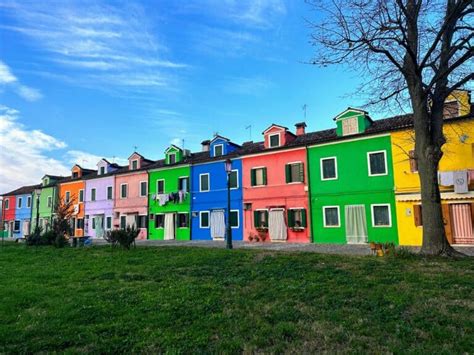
top-left (345, 205), bottom-right (368, 244)
top-left (210, 210), bottom-right (225, 240)
top-left (450, 203), bottom-right (474, 245)
top-left (268, 209), bottom-right (288, 241)
top-left (164, 213), bottom-right (175, 240)
top-left (70, 218), bottom-right (76, 237)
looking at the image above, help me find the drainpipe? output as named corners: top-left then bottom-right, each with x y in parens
top-left (305, 145), bottom-right (314, 243)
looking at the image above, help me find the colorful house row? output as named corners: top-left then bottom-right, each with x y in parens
top-left (2, 92), bottom-right (473, 245)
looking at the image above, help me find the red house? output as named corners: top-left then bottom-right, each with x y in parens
top-left (241, 123), bottom-right (311, 243)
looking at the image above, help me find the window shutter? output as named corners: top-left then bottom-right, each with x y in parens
top-left (285, 164), bottom-right (291, 183)
top-left (264, 210), bottom-right (269, 227)
top-left (409, 150), bottom-right (417, 172)
top-left (413, 205), bottom-right (421, 227)
top-left (253, 210), bottom-right (259, 227)
top-left (287, 209), bottom-right (294, 227)
top-left (301, 209), bottom-right (307, 227)
top-left (263, 168), bottom-right (267, 185)
top-left (251, 169), bottom-right (256, 186)
top-left (299, 163), bottom-right (305, 182)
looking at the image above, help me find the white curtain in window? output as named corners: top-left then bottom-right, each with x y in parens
top-left (269, 209), bottom-right (287, 241)
top-left (96, 215), bottom-right (104, 238)
top-left (345, 205), bottom-right (368, 244)
top-left (451, 204), bottom-right (474, 244)
top-left (23, 221), bottom-right (30, 236)
top-left (164, 213), bottom-right (175, 240)
top-left (210, 210), bottom-right (225, 239)
top-left (126, 214), bottom-right (136, 229)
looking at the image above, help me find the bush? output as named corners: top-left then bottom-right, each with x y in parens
top-left (26, 227), bottom-right (68, 248)
top-left (26, 226), bottom-right (43, 246)
top-left (105, 227), bottom-right (139, 249)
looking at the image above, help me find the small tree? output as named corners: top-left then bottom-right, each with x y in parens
top-left (105, 226), bottom-right (139, 250)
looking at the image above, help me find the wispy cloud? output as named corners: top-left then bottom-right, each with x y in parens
top-left (0, 60), bottom-right (43, 101)
top-left (64, 150), bottom-right (128, 169)
top-left (223, 76), bottom-right (274, 96)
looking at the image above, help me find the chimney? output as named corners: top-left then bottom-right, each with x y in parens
top-left (295, 122), bottom-right (307, 136)
top-left (201, 140), bottom-right (211, 152)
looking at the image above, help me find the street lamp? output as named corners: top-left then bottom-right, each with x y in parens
top-left (224, 158), bottom-right (233, 249)
top-left (34, 188), bottom-right (41, 232)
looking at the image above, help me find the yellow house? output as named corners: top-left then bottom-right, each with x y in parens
top-left (391, 91), bottom-right (474, 246)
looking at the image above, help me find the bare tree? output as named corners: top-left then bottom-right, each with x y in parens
top-left (307, 0), bottom-right (473, 256)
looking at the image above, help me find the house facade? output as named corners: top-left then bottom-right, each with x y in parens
top-left (241, 124), bottom-right (311, 243)
top-left (12, 186), bottom-right (37, 238)
top-left (58, 165), bottom-right (95, 237)
top-left (148, 145), bottom-right (191, 240)
top-left (392, 93), bottom-right (474, 245)
top-left (191, 137), bottom-right (243, 241)
top-left (113, 152), bottom-right (151, 240)
top-left (84, 159), bottom-right (120, 238)
top-left (30, 175), bottom-right (63, 232)
top-left (308, 109), bottom-right (398, 244)
top-left (2, 192), bottom-right (16, 238)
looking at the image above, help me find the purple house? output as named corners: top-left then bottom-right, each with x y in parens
top-left (84, 159), bottom-right (120, 238)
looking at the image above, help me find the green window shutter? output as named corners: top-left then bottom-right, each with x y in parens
top-left (263, 168), bottom-right (267, 185)
top-left (264, 210), bottom-right (269, 227)
top-left (251, 169), bottom-right (256, 186)
top-left (301, 209), bottom-right (307, 227)
top-left (299, 163), bottom-right (305, 183)
top-left (253, 210), bottom-right (259, 227)
top-left (287, 209), bottom-right (294, 227)
top-left (285, 164), bottom-right (291, 183)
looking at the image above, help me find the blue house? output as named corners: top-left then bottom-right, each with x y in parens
top-left (190, 136), bottom-right (243, 241)
top-left (13, 185), bottom-right (39, 238)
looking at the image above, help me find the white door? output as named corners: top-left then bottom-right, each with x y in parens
top-left (164, 213), bottom-right (175, 240)
top-left (345, 205), bottom-right (368, 244)
top-left (210, 210), bottom-right (226, 239)
top-left (126, 214), bottom-right (137, 229)
top-left (269, 209), bottom-right (287, 241)
top-left (23, 220), bottom-right (30, 236)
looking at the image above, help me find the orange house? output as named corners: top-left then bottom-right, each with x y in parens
top-left (58, 165), bottom-right (95, 237)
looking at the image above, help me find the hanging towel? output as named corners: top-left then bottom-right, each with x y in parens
top-left (210, 210), bottom-right (226, 239)
top-left (454, 170), bottom-right (468, 193)
top-left (345, 205), bottom-right (368, 244)
top-left (157, 194), bottom-right (169, 206)
top-left (164, 213), bottom-right (175, 240)
top-left (268, 209), bottom-right (287, 241)
top-left (438, 171), bottom-right (454, 186)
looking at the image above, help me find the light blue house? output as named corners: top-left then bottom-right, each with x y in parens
top-left (190, 136), bottom-right (243, 241)
top-left (13, 185), bottom-right (39, 238)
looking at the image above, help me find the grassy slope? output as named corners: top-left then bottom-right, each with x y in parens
top-left (0, 244), bottom-right (473, 353)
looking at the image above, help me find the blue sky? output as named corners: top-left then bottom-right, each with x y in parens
top-left (0, 0), bottom-right (368, 193)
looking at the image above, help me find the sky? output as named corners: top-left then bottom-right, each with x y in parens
top-left (0, 0), bottom-right (370, 194)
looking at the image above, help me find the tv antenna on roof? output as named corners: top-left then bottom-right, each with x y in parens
top-left (133, 145), bottom-right (138, 152)
top-left (302, 104), bottom-right (308, 120)
top-left (245, 125), bottom-right (252, 141)
top-left (112, 156), bottom-right (116, 163)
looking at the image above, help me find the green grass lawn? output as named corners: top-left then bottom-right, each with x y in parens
top-left (0, 244), bottom-right (473, 353)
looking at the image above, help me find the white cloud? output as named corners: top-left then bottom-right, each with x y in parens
top-left (0, 60), bottom-right (43, 101)
top-left (16, 85), bottom-right (43, 101)
top-left (0, 61), bottom-right (17, 84)
top-left (64, 150), bottom-right (128, 169)
top-left (224, 76), bottom-right (274, 95)
top-left (0, 105), bottom-right (69, 194)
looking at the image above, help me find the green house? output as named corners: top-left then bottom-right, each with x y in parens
top-left (308, 108), bottom-right (398, 244)
top-left (147, 145), bottom-right (191, 240)
top-left (30, 175), bottom-right (63, 232)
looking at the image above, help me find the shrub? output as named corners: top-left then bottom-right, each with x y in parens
top-left (105, 227), bottom-right (139, 250)
top-left (26, 226), bottom-right (43, 246)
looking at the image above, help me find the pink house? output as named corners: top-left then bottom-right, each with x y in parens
top-left (113, 152), bottom-right (153, 240)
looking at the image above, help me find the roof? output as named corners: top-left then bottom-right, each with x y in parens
top-left (42, 174), bottom-right (64, 180)
top-left (262, 123), bottom-right (290, 134)
top-left (2, 184), bottom-right (41, 197)
top-left (333, 107), bottom-right (370, 121)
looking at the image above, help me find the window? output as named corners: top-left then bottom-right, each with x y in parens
top-left (409, 150), bottom-right (418, 173)
top-left (157, 180), bottom-right (165, 194)
top-left (321, 157), bottom-right (337, 180)
top-left (230, 210), bottom-right (239, 228)
top-left (323, 206), bottom-right (340, 227)
top-left (14, 220), bottom-right (20, 232)
top-left (288, 209), bottom-right (307, 228)
top-left (131, 160), bottom-right (138, 170)
top-left (47, 196), bottom-right (52, 208)
top-left (106, 216), bottom-right (112, 230)
top-left (200, 211), bottom-right (209, 228)
top-left (65, 191), bottom-right (70, 203)
top-left (229, 170), bottom-right (238, 189)
top-left (120, 184), bottom-right (128, 199)
top-left (107, 186), bottom-right (113, 200)
top-left (169, 153), bottom-right (176, 164)
top-left (140, 181), bottom-right (147, 197)
top-left (254, 210), bottom-right (268, 228)
top-left (178, 213), bottom-right (189, 228)
top-left (137, 215), bottom-right (148, 229)
top-left (27, 196), bottom-right (31, 208)
top-left (72, 172), bottom-right (79, 178)
top-left (155, 214), bottom-right (164, 228)
top-left (251, 167), bottom-right (267, 186)
top-left (100, 166), bottom-right (106, 175)
top-left (342, 117), bottom-right (359, 136)
top-left (368, 151), bottom-right (387, 176)
top-left (214, 144), bottom-right (224, 157)
top-left (286, 162), bottom-right (304, 183)
top-left (91, 188), bottom-right (96, 201)
top-left (269, 133), bottom-right (280, 148)
top-left (79, 189), bottom-right (84, 202)
top-left (92, 218), bottom-right (96, 230)
top-left (120, 216), bottom-right (126, 229)
top-left (4, 199), bottom-right (9, 210)
top-left (178, 177), bottom-right (189, 192)
top-left (371, 204), bottom-right (391, 227)
top-left (77, 219), bottom-right (84, 230)
top-left (413, 204), bottom-right (423, 226)
top-left (17, 197), bottom-right (22, 209)
top-left (200, 174), bottom-right (210, 192)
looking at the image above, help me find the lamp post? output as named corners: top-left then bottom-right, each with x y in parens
top-left (224, 158), bottom-right (233, 249)
top-left (34, 188), bottom-right (41, 232)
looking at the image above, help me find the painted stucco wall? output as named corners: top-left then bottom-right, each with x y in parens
top-left (85, 175), bottom-right (115, 238)
top-left (308, 135), bottom-right (398, 244)
top-left (31, 186), bottom-right (57, 232)
top-left (12, 193), bottom-right (33, 238)
top-left (59, 180), bottom-right (85, 237)
top-left (148, 165), bottom-right (191, 240)
top-left (191, 159), bottom-right (243, 241)
top-left (114, 171), bottom-right (148, 239)
top-left (242, 147), bottom-right (310, 243)
top-left (2, 195), bottom-right (15, 237)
